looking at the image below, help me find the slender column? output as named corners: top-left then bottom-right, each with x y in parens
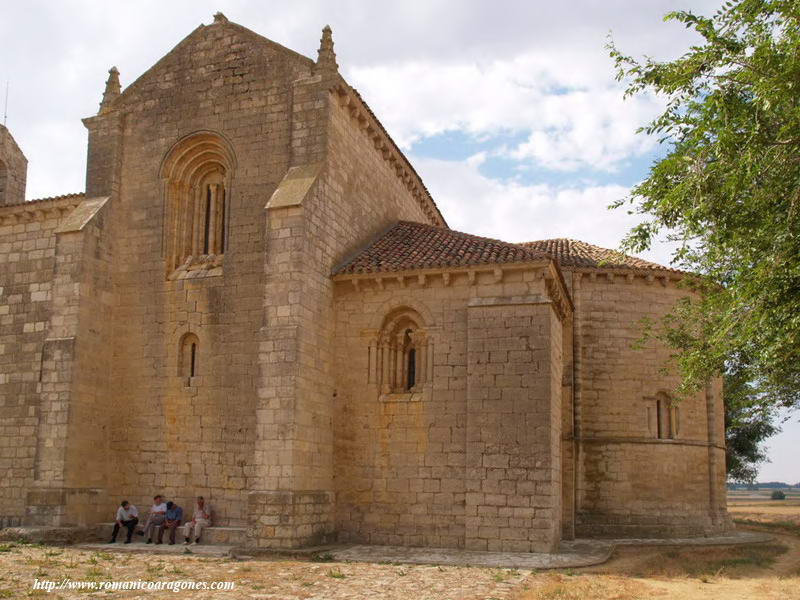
top-left (215, 185), bottom-right (226, 254)
top-left (671, 405), bottom-right (679, 438)
top-left (395, 333), bottom-right (406, 390)
top-left (380, 336), bottom-right (391, 394)
top-left (367, 338), bottom-right (377, 384)
top-left (410, 331), bottom-right (427, 387)
top-left (170, 182), bottom-right (182, 270)
top-left (192, 185), bottom-right (203, 256)
top-left (208, 183), bottom-right (219, 255)
top-left (182, 184), bottom-right (193, 260)
top-left (705, 382), bottom-right (720, 527)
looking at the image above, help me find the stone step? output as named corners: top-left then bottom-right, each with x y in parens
top-left (79, 541), bottom-right (234, 557)
top-left (97, 523), bottom-right (246, 546)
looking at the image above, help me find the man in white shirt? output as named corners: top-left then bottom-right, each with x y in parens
top-left (183, 496), bottom-right (212, 544)
top-left (142, 495), bottom-right (168, 544)
top-left (109, 500), bottom-right (139, 544)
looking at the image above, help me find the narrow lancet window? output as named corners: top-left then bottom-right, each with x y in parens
top-left (179, 333), bottom-right (200, 385)
top-left (407, 347), bottom-right (416, 390)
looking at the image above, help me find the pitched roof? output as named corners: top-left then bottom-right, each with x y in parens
top-left (519, 238), bottom-right (680, 272)
top-left (0, 192), bottom-right (85, 210)
top-left (333, 221), bottom-right (550, 275)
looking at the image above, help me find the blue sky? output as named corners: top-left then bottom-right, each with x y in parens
top-left (1, 0), bottom-right (796, 483)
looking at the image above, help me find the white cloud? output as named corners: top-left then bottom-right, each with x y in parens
top-left (1, 0), bottom-right (719, 197)
top-left (413, 153), bottom-right (678, 267)
top-left (349, 58), bottom-right (663, 172)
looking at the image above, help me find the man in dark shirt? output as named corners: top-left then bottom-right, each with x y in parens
top-left (157, 501), bottom-right (184, 545)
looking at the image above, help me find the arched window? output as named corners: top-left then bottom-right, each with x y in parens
top-left (161, 132), bottom-right (235, 276)
top-left (369, 308), bottom-right (429, 394)
top-left (654, 392), bottom-right (678, 439)
top-left (179, 333), bottom-right (200, 384)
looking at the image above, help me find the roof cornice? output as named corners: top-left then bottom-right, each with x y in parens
top-left (330, 83), bottom-right (446, 228)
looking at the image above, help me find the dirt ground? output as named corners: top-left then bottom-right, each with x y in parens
top-left (0, 498), bottom-right (797, 599)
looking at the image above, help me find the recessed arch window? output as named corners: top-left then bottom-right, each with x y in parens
top-left (369, 308), bottom-right (430, 394)
top-left (179, 332), bottom-right (200, 384)
top-left (654, 391), bottom-right (678, 439)
top-left (160, 132), bottom-right (235, 275)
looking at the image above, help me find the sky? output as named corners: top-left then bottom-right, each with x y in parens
top-left (1, 0), bottom-right (796, 483)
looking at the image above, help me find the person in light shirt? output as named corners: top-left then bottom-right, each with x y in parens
top-left (142, 494), bottom-right (168, 544)
top-left (109, 500), bottom-right (138, 544)
top-left (183, 496), bottom-right (212, 544)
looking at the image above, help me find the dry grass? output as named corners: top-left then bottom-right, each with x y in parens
top-left (0, 499), bottom-right (797, 599)
top-left (610, 544), bottom-right (787, 579)
top-left (515, 574), bottom-right (647, 600)
top-left (513, 498), bottom-right (800, 600)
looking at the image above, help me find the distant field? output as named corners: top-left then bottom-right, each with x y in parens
top-left (727, 489), bottom-right (800, 501)
top-left (727, 494), bottom-right (800, 534)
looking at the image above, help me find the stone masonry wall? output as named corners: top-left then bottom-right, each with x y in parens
top-left (249, 83), bottom-right (438, 547)
top-left (25, 197), bottom-right (115, 527)
top-left (465, 299), bottom-right (562, 553)
top-left (332, 268), bottom-right (564, 550)
top-left (0, 125), bottom-right (27, 207)
top-left (571, 270), bottom-right (729, 537)
top-left (93, 20), bottom-right (315, 528)
top-left (0, 198), bottom-right (78, 525)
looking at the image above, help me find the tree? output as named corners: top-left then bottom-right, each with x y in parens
top-left (608, 0), bottom-right (800, 409)
top-left (724, 363), bottom-right (780, 483)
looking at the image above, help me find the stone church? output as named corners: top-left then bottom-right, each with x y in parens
top-left (0, 14), bottom-right (730, 552)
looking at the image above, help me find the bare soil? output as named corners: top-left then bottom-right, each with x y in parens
top-left (0, 498), bottom-right (797, 599)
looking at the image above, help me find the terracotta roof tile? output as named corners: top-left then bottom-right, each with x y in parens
top-left (1, 192), bottom-right (85, 209)
top-left (334, 221), bottom-right (550, 275)
top-left (519, 238), bottom-right (680, 272)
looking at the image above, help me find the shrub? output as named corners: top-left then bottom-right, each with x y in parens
top-left (771, 490), bottom-right (786, 500)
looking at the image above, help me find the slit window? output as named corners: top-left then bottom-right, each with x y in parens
top-left (406, 347), bottom-right (416, 390)
top-left (179, 333), bottom-right (200, 384)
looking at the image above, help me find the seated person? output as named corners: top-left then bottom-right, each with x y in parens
top-left (183, 496), bottom-right (212, 544)
top-left (158, 501), bottom-right (183, 545)
top-left (109, 500), bottom-right (138, 544)
top-left (142, 494), bottom-right (168, 544)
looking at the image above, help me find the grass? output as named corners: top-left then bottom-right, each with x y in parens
top-left (326, 567), bottom-right (346, 579)
top-left (734, 517), bottom-right (800, 536)
top-left (626, 543), bottom-right (787, 578)
top-left (92, 551), bottom-right (113, 561)
top-left (520, 575), bottom-right (645, 600)
top-left (312, 552), bottom-right (335, 562)
top-left (84, 566), bottom-right (106, 578)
